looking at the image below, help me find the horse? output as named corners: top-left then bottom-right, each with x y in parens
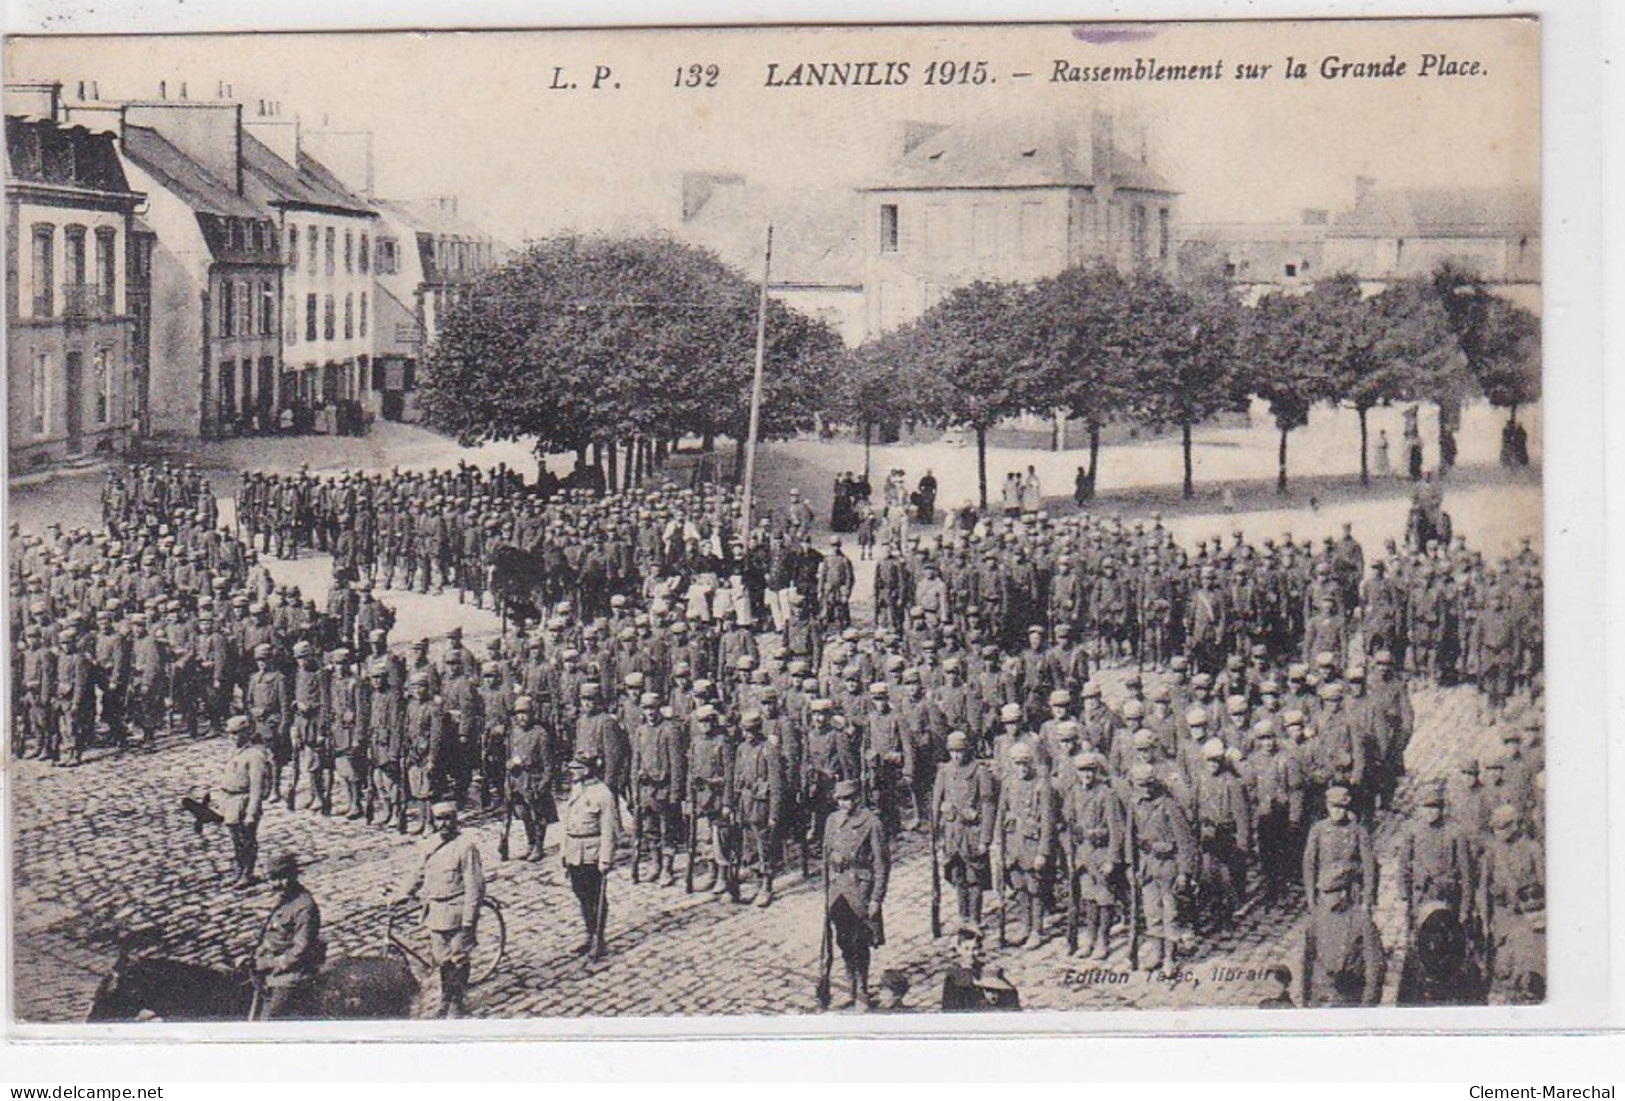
top-left (88, 953), bottom-right (419, 1022)
top-left (1397, 902), bottom-right (1485, 1006)
top-left (488, 544), bottom-right (546, 633)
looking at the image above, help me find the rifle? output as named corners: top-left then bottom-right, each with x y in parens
top-left (684, 790), bottom-right (698, 894)
top-left (996, 834), bottom-right (1008, 949)
top-left (593, 863), bottom-right (611, 959)
top-left (1066, 836), bottom-right (1079, 956)
top-left (630, 799), bottom-right (644, 883)
top-left (1127, 806), bottom-right (1141, 971)
top-left (318, 732), bottom-right (334, 816)
top-left (815, 844), bottom-right (833, 1010)
top-left (799, 780), bottom-right (812, 879)
top-left (929, 800), bottom-right (942, 939)
top-left (395, 710), bottom-right (407, 835)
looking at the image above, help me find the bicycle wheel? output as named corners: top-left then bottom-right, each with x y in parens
top-left (469, 897), bottom-right (507, 985)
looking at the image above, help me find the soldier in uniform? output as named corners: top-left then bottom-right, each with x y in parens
top-left (996, 742), bottom-right (1054, 948)
top-left (559, 756), bottom-right (618, 961)
top-left (933, 730), bottom-right (996, 927)
top-left (687, 704), bottom-right (733, 894)
top-left (328, 649), bottom-right (366, 819)
top-left (246, 643), bottom-right (290, 801)
top-left (1301, 863), bottom-right (1386, 1007)
top-left (822, 779), bottom-right (889, 1011)
top-left (1477, 803), bottom-right (1545, 1005)
top-left (251, 853), bottom-right (325, 1020)
top-left (629, 692), bottom-right (682, 884)
top-left (1128, 762), bottom-right (1196, 977)
top-left (1243, 719), bottom-right (1304, 904)
top-left (1060, 749), bottom-right (1126, 959)
top-left (215, 714), bottom-right (273, 888)
top-left (1303, 786), bottom-right (1377, 911)
top-left (507, 695), bottom-right (559, 863)
top-left (394, 801), bottom-right (486, 1017)
top-left (1192, 737), bottom-right (1253, 932)
top-left (733, 710), bottom-right (787, 907)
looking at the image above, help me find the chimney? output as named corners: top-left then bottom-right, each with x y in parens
top-left (124, 100), bottom-right (243, 194)
top-left (680, 171), bottom-right (745, 222)
top-left (300, 128), bottom-right (375, 199)
top-left (5, 81), bottom-right (63, 121)
top-left (61, 101), bottom-right (125, 139)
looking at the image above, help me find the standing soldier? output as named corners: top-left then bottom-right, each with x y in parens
top-left (933, 730), bottom-right (997, 928)
top-left (1192, 738), bottom-right (1254, 932)
top-left (328, 650), bottom-right (366, 819)
top-left (801, 698), bottom-right (844, 864)
top-left (507, 695), bottom-right (559, 863)
top-left (687, 704), bottom-right (733, 894)
top-left (476, 662), bottom-right (511, 811)
top-left (1477, 803), bottom-right (1545, 1005)
top-left (821, 779), bottom-right (890, 1012)
top-left (996, 742), bottom-right (1054, 948)
top-left (1303, 786), bottom-right (1377, 911)
top-left (289, 641), bottom-right (326, 812)
top-left (1128, 762), bottom-right (1197, 978)
top-left (560, 756), bottom-right (618, 961)
top-left (404, 672), bottom-right (445, 834)
top-left (1243, 720), bottom-right (1304, 905)
top-left (126, 614), bottom-right (168, 744)
top-left (246, 643), bottom-right (290, 799)
top-left (393, 802), bottom-right (485, 1017)
top-left (1060, 749), bottom-right (1126, 959)
top-left (1301, 862), bottom-right (1386, 1007)
top-left (863, 682), bottom-right (912, 838)
top-left (367, 662), bottom-right (404, 829)
top-left (733, 711), bottom-right (787, 907)
top-left (215, 714), bottom-right (273, 888)
top-left (629, 691), bottom-right (682, 885)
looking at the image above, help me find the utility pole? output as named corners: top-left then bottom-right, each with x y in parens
top-left (740, 224), bottom-right (773, 540)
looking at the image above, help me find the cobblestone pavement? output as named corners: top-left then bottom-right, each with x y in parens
top-left (9, 647), bottom-right (1508, 1022)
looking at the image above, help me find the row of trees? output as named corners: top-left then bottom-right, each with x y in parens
top-left (836, 262), bottom-right (1541, 504)
top-left (420, 235), bottom-right (844, 489)
top-left (421, 234), bottom-right (1539, 505)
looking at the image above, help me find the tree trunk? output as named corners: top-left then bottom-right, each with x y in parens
top-left (1277, 426), bottom-right (1290, 496)
top-left (702, 432), bottom-right (715, 453)
top-left (976, 426), bottom-right (989, 510)
top-left (575, 445), bottom-right (588, 471)
top-left (863, 421), bottom-right (873, 480)
top-left (1509, 402), bottom-right (1519, 426)
top-left (731, 437), bottom-right (746, 484)
top-left (1358, 407), bottom-right (1370, 487)
top-left (1084, 422), bottom-right (1101, 501)
top-left (1181, 422), bottom-right (1194, 499)
top-left (605, 440), bottom-right (619, 493)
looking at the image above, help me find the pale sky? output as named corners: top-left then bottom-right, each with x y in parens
top-left (6, 19), bottom-right (1540, 246)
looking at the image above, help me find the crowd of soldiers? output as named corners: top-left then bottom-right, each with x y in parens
top-left (11, 459), bottom-right (1547, 1012)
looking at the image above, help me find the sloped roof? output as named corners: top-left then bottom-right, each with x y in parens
top-left (1329, 186), bottom-right (1539, 240)
top-left (374, 197), bottom-right (493, 241)
top-left (7, 115), bottom-right (138, 198)
top-left (678, 176), bottom-right (861, 287)
top-left (121, 123), bottom-right (263, 219)
top-left (866, 119), bottom-right (1177, 194)
top-left (240, 128), bottom-right (372, 216)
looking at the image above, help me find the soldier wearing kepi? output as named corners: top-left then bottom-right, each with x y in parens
top-left (394, 801), bottom-right (485, 1017)
top-left (733, 710), bottom-right (787, 907)
top-left (507, 695), bottom-right (558, 863)
top-left (996, 741), bottom-right (1054, 948)
top-left (1061, 749), bottom-right (1126, 959)
top-left (933, 730), bottom-right (997, 927)
top-left (560, 755), bottom-right (618, 961)
top-left (215, 714), bottom-right (273, 888)
top-left (822, 779), bottom-right (889, 1011)
top-left (1128, 762), bottom-right (1196, 978)
top-left (251, 853), bottom-right (325, 1020)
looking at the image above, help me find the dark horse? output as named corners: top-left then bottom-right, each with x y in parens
top-left (1397, 902), bottom-right (1485, 1006)
top-left (88, 954), bottom-right (418, 1022)
top-left (488, 544), bottom-right (546, 634)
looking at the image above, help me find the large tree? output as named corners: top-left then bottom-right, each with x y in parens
top-left (1027, 264), bottom-right (1138, 501)
top-left (420, 234), bottom-right (837, 480)
top-left (1247, 288), bottom-right (1336, 495)
top-left (909, 280), bottom-right (1043, 509)
top-left (1433, 263), bottom-right (1542, 425)
top-left (1121, 272), bottom-right (1250, 499)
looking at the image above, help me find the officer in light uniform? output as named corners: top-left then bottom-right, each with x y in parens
top-left (395, 801), bottom-right (485, 1017)
top-left (216, 714), bottom-right (274, 888)
top-left (560, 755), bottom-right (619, 961)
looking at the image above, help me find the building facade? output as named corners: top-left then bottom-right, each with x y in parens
top-left (5, 109), bottom-right (144, 471)
top-left (859, 114), bottom-right (1180, 336)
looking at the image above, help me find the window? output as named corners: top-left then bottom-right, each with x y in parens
top-left (359, 291), bottom-right (368, 338)
top-left (377, 237), bottom-right (398, 274)
top-left (95, 227), bottom-right (117, 313)
top-left (308, 226), bottom-right (318, 273)
top-left (344, 293), bottom-right (354, 339)
top-left (344, 230), bottom-right (353, 273)
top-left (323, 294), bottom-right (336, 340)
top-left (359, 232), bottom-right (370, 274)
top-left (30, 352), bottom-right (49, 436)
top-left (287, 295), bottom-right (299, 343)
top-left (1158, 208), bottom-right (1171, 260)
top-left (1284, 263), bottom-right (1298, 278)
top-left (325, 227), bottom-right (336, 276)
top-left (32, 224), bottom-right (55, 316)
top-left (93, 348), bottom-right (110, 425)
top-left (288, 226), bottom-right (299, 271)
top-left (237, 282), bottom-right (252, 337)
top-left (1130, 203), bottom-right (1149, 261)
top-left (64, 225), bottom-right (88, 286)
top-left (225, 220), bottom-right (239, 252)
top-left (305, 293), bottom-right (318, 342)
top-left (879, 204), bottom-right (899, 253)
top-left (219, 279), bottom-right (235, 336)
top-left (260, 282), bottom-right (276, 336)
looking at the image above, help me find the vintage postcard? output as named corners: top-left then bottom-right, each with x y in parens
top-left (4, 17), bottom-right (1552, 1029)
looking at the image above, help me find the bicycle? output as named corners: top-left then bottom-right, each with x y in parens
top-left (384, 895), bottom-right (508, 986)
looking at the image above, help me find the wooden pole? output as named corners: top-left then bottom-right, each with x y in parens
top-left (740, 224), bottom-right (774, 539)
